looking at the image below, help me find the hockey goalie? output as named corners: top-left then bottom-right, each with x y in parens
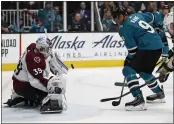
top-left (4, 36), bottom-right (68, 114)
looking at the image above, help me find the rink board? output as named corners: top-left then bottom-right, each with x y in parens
top-left (2, 60), bottom-right (124, 71)
top-left (2, 32), bottom-right (173, 71)
top-left (2, 33), bottom-right (127, 71)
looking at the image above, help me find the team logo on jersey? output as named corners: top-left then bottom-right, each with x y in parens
top-left (34, 56), bottom-right (41, 63)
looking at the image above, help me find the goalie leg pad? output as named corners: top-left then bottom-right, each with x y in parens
top-left (40, 75), bottom-right (67, 113)
top-left (40, 94), bottom-right (63, 114)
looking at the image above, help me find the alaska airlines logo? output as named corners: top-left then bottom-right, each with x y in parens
top-left (51, 35), bottom-right (85, 50)
top-left (93, 35), bottom-right (125, 48)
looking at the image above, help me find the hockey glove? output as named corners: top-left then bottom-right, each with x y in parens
top-left (156, 63), bottom-right (170, 83)
top-left (124, 56), bottom-right (132, 66)
top-left (156, 58), bottom-right (174, 83)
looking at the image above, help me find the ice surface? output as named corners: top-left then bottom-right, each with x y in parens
top-left (2, 67), bottom-right (173, 123)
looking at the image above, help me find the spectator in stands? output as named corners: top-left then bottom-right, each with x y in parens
top-left (143, 1), bottom-right (155, 12)
top-left (119, 1), bottom-right (135, 13)
top-left (68, 13), bottom-right (86, 31)
top-left (1, 20), bottom-right (9, 33)
top-left (99, 2), bottom-right (113, 20)
top-left (8, 17), bottom-right (24, 32)
top-left (54, 19), bottom-right (63, 32)
top-left (75, 2), bottom-right (90, 24)
top-left (1, 13), bottom-right (9, 33)
top-left (54, 6), bottom-right (63, 23)
top-left (102, 9), bottom-right (113, 31)
top-left (131, 2), bottom-right (142, 12)
top-left (29, 18), bottom-right (45, 33)
top-left (157, 1), bottom-right (168, 12)
top-left (24, 2), bottom-right (57, 32)
top-left (109, 2), bottom-right (119, 15)
top-left (107, 14), bottom-right (119, 32)
top-left (126, 6), bottom-right (136, 15)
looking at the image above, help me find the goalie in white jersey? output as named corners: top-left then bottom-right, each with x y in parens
top-left (4, 36), bottom-right (68, 114)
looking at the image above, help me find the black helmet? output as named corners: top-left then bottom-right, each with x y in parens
top-left (163, 5), bottom-right (169, 10)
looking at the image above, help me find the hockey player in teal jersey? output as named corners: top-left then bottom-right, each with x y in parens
top-left (140, 5), bottom-right (170, 62)
top-left (115, 11), bottom-right (165, 111)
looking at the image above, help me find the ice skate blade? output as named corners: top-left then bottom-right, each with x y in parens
top-left (146, 98), bottom-right (166, 103)
top-left (125, 103), bottom-right (147, 111)
top-left (40, 110), bottom-right (63, 114)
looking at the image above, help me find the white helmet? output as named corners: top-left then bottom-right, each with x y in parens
top-left (36, 36), bottom-right (52, 58)
top-left (163, 11), bottom-right (173, 36)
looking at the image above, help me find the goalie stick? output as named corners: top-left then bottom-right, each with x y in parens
top-left (44, 28), bottom-right (75, 70)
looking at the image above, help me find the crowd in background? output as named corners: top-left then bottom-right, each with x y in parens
top-left (1, 1), bottom-right (173, 33)
top-left (1, 1), bottom-right (91, 33)
top-left (98, 1), bottom-right (172, 31)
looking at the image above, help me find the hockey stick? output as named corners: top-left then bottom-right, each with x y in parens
top-left (100, 77), bottom-right (159, 102)
top-left (44, 28), bottom-right (75, 70)
top-left (114, 60), bottom-right (162, 87)
top-left (112, 78), bottom-right (126, 106)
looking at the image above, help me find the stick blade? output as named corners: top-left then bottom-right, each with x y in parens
top-left (112, 101), bottom-right (120, 106)
top-left (114, 82), bottom-right (128, 87)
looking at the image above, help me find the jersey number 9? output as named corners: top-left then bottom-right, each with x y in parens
top-left (138, 20), bottom-right (155, 33)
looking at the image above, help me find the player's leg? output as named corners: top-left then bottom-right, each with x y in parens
top-left (123, 50), bottom-right (157, 110)
top-left (123, 49), bottom-right (161, 110)
top-left (15, 79), bottom-right (47, 101)
top-left (140, 72), bottom-right (165, 103)
top-left (5, 78), bottom-right (48, 107)
top-left (138, 49), bottom-right (165, 103)
top-left (122, 65), bottom-right (146, 111)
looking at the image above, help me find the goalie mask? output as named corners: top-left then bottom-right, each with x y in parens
top-left (36, 36), bottom-right (52, 58)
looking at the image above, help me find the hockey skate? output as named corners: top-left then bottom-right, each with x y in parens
top-left (146, 90), bottom-right (165, 103)
top-left (125, 93), bottom-right (147, 111)
top-left (4, 90), bottom-right (25, 107)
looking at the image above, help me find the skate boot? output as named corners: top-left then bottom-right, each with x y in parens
top-left (125, 92), bottom-right (147, 111)
top-left (3, 90), bottom-right (25, 107)
top-left (146, 89), bottom-right (165, 103)
top-left (40, 95), bottom-right (63, 114)
top-left (4, 97), bottom-right (25, 107)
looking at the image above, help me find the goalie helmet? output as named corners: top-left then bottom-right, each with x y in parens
top-left (36, 36), bottom-right (52, 58)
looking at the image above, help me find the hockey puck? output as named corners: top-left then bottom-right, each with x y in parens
top-left (71, 64), bottom-right (74, 69)
top-left (112, 101), bottom-right (120, 106)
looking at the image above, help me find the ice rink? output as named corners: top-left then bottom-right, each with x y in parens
top-left (2, 67), bottom-right (173, 123)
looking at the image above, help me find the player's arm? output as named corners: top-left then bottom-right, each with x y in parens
top-left (26, 52), bottom-right (49, 92)
top-left (123, 26), bottom-right (137, 66)
top-left (141, 12), bottom-right (155, 24)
